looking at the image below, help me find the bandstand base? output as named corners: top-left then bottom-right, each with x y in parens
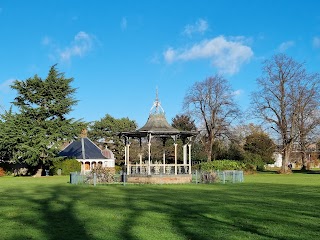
top-left (127, 174), bottom-right (192, 184)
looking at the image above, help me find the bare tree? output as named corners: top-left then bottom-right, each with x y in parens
top-left (295, 75), bottom-right (320, 170)
top-left (251, 54), bottom-right (320, 172)
top-left (183, 75), bottom-right (239, 161)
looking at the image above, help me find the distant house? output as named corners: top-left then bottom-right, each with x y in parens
top-left (59, 137), bottom-right (115, 173)
top-left (267, 152), bottom-right (282, 168)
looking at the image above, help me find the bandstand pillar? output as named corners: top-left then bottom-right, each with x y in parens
top-left (188, 144), bottom-right (192, 174)
top-left (183, 144), bottom-right (187, 164)
top-left (174, 143), bottom-right (178, 175)
top-left (126, 143), bottom-right (130, 175)
top-left (163, 150), bottom-right (166, 174)
top-left (148, 142), bottom-right (151, 175)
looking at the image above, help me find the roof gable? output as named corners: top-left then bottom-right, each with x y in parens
top-left (59, 138), bottom-right (106, 159)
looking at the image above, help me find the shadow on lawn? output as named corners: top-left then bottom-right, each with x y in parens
top-left (2, 179), bottom-right (320, 240)
top-left (292, 169), bottom-right (320, 174)
top-left (117, 183), bottom-right (320, 240)
top-left (1, 184), bottom-right (92, 240)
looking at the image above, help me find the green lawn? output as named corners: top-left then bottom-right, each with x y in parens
top-left (0, 173), bottom-right (320, 240)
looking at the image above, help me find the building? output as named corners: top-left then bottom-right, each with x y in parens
top-left (59, 137), bottom-right (115, 174)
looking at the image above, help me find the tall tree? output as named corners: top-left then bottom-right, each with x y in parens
top-left (295, 76), bottom-right (320, 170)
top-left (172, 114), bottom-right (197, 131)
top-left (251, 54), bottom-right (320, 172)
top-left (88, 114), bottom-right (137, 164)
top-left (0, 108), bottom-right (23, 161)
top-left (10, 65), bottom-right (84, 168)
top-left (183, 75), bottom-right (240, 161)
top-left (244, 131), bottom-right (276, 164)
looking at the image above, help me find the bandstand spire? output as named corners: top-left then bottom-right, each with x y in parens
top-left (150, 87), bottom-right (164, 115)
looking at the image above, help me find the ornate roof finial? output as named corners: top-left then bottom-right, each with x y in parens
top-left (150, 87), bottom-right (165, 115)
top-left (155, 86), bottom-right (159, 103)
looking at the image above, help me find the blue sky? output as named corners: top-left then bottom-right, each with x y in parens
top-left (1, 0), bottom-right (320, 127)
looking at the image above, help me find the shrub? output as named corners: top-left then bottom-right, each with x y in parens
top-left (90, 166), bottom-right (115, 183)
top-left (115, 165), bottom-right (122, 174)
top-left (242, 152), bottom-right (265, 171)
top-left (51, 159), bottom-right (81, 175)
top-left (200, 160), bottom-right (244, 171)
top-left (191, 164), bottom-right (201, 172)
top-left (0, 167), bottom-right (5, 177)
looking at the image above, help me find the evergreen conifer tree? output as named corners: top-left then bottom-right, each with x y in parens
top-left (9, 65), bottom-right (85, 168)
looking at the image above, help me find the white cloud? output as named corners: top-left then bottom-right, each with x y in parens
top-left (163, 35), bottom-right (253, 75)
top-left (233, 89), bottom-right (243, 96)
top-left (163, 48), bottom-right (176, 63)
top-left (313, 37), bottom-right (320, 48)
top-left (121, 17), bottom-right (127, 30)
top-left (59, 31), bottom-right (94, 62)
top-left (0, 79), bottom-right (14, 93)
top-left (277, 41), bottom-right (295, 52)
top-left (183, 19), bottom-right (208, 36)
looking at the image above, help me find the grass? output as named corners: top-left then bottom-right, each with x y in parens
top-left (1, 172), bottom-right (320, 240)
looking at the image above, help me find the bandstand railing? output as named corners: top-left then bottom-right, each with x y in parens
top-left (127, 161), bottom-right (191, 176)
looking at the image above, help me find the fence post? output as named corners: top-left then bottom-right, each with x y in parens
top-left (232, 170), bottom-right (235, 183)
top-left (223, 171), bottom-right (225, 184)
top-left (195, 170), bottom-right (198, 184)
top-left (75, 171), bottom-right (78, 185)
top-left (93, 173), bottom-right (96, 186)
top-left (123, 172), bottom-right (126, 186)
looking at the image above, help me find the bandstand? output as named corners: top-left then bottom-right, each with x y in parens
top-left (120, 93), bottom-right (197, 184)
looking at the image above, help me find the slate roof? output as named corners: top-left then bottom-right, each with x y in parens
top-left (120, 93), bottom-right (197, 138)
top-left (138, 113), bottom-right (181, 134)
top-left (59, 137), bottom-right (106, 159)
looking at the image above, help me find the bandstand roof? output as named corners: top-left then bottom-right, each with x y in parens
top-left (120, 91), bottom-right (197, 139)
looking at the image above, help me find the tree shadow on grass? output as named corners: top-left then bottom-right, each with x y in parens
top-left (117, 183), bottom-right (320, 240)
top-left (292, 169), bottom-right (320, 174)
top-left (2, 178), bottom-right (320, 240)
top-left (0, 184), bottom-right (92, 240)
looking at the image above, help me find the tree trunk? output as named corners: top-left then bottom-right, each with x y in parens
top-left (33, 168), bottom-right (43, 177)
top-left (300, 152), bottom-right (309, 171)
top-left (207, 148), bottom-right (212, 162)
top-left (281, 144), bottom-right (292, 173)
top-left (206, 136), bottom-right (213, 162)
top-left (33, 163), bottom-right (44, 177)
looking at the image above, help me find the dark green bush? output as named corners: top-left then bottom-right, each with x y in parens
top-left (242, 152), bottom-right (265, 171)
top-left (200, 160), bottom-right (244, 171)
top-left (51, 159), bottom-right (81, 175)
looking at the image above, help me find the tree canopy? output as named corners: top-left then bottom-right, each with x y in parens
top-left (183, 75), bottom-right (239, 161)
top-left (244, 131), bottom-right (276, 164)
top-left (172, 114), bottom-right (197, 131)
top-left (251, 54), bottom-right (320, 172)
top-left (3, 65), bottom-right (85, 167)
top-left (88, 114), bottom-right (137, 164)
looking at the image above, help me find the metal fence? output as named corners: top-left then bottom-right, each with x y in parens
top-left (70, 170), bottom-right (244, 185)
top-left (193, 170), bottom-right (244, 184)
top-left (70, 171), bottom-right (123, 186)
